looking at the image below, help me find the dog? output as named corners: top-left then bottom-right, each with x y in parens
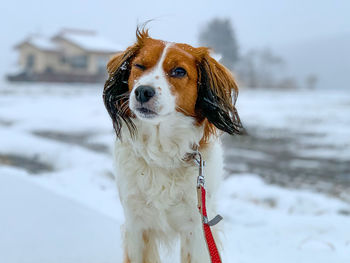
top-left (103, 28), bottom-right (243, 263)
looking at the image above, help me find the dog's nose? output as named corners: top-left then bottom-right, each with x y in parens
top-left (135, 85), bottom-right (155, 103)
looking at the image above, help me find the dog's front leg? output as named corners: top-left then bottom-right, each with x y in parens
top-left (180, 227), bottom-right (211, 263)
top-left (123, 225), bottom-right (160, 263)
top-left (123, 225), bottom-right (143, 263)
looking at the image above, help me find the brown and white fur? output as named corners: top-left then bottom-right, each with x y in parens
top-left (103, 28), bottom-right (243, 263)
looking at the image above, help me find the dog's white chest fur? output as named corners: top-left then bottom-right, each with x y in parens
top-left (115, 113), bottom-right (223, 262)
top-left (113, 113), bottom-right (223, 262)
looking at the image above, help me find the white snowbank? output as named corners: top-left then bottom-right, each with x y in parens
top-left (0, 169), bottom-right (121, 263)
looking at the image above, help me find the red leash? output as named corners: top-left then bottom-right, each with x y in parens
top-left (195, 151), bottom-right (223, 263)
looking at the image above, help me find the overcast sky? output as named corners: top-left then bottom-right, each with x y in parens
top-left (1, 0), bottom-right (349, 76)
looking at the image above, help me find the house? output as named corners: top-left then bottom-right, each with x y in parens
top-left (7, 29), bottom-right (123, 83)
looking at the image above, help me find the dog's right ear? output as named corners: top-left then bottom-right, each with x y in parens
top-left (103, 44), bottom-right (140, 139)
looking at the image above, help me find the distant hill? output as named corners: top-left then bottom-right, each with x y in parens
top-left (276, 33), bottom-right (350, 89)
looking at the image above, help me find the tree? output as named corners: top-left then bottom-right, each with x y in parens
top-left (198, 18), bottom-right (239, 70)
top-left (305, 74), bottom-right (318, 89)
top-left (235, 48), bottom-right (297, 89)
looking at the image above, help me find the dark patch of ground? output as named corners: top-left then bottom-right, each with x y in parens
top-left (223, 126), bottom-right (350, 202)
top-left (0, 119), bottom-right (13, 126)
top-left (32, 130), bottom-right (109, 154)
top-left (0, 154), bottom-right (53, 174)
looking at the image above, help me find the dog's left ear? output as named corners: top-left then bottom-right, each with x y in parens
top-left (195, 55), bottom-right (244, 135)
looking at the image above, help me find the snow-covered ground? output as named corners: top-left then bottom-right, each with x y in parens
top-left (0, 82), bottom-right (349, 263)
top-left (224, 88), bottom-right (350, 201)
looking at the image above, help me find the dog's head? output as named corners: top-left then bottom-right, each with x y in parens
top-left (103, 28), bottom-right (243, 142)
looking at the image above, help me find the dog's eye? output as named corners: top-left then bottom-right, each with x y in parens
top-left (134, 63), bottom-right (146, 70)
top-left (170, 67), bottom-right (187, 78)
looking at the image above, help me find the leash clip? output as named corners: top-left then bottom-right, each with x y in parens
top-left (194, 151), bottom-right (205, 187)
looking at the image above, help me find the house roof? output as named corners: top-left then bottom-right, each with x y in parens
top-left (54, 30), bottom-right (123, 53)
top-left (16, 36), bottom-right (58, 52)
top-left (16, 29), bottom-right (123, 54)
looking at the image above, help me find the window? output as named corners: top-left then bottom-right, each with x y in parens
top-left (26, 54), bottom-right (35, 69)
top-left (60, 55), bottom-right (66, 64)
top-left (97, 56), bottom-right (108, 74)
top-left (45, 66), bottom-right (53, 73)
top-left (69, 55), bottom-right (87, 68)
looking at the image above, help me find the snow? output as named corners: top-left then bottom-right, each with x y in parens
top-left (235, 88), bottom-right (350, 160)
top-left (28, 36), bottom-right (59, 52)
top-left (16, 32), bottom-right (123, 54)
top-left (0, 169), bottom-right (121, 263)
top-left (218, 175), bottom-right (350, 263)
top-left (61, 32), bottom-right (124, 53)
top-left (16, 36), bottom-right (58, 51)
top-left (0, 82), bottom-right (349, 262)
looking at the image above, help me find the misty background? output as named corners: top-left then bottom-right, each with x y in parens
top-left (1, 1), bottom-right (350, 263)
top-left (1, 0), bottom-right (350, 89)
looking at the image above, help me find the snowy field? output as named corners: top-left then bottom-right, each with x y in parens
top-left (225, 87), bottom-right (350, 201)
top-left (0, 82), bottom-right (349, 263)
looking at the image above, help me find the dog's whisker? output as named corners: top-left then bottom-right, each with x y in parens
top-left (115, 92), bottom-right (130, 98)
top-left (176, 106), bottom-right (195, 117)
top-left (118, 100), bottom-right (130, 112)
top-left (118, 102), bottom-right (132, 117)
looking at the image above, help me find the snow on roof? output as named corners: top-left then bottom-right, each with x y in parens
top-left (59, 32), bottom-right (123, 53)
top-left (15, 30), bottom-right (124, 54)
top-left (18, 36), bottom-right (58, 52)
